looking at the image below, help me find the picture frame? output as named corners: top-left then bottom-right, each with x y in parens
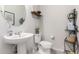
top-left (4, 11), bottom-right (15, 25)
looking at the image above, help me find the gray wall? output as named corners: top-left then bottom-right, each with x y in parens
top-left (40, 5), bottom-right (75, 51)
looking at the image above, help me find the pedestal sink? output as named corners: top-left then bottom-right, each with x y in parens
top-left (3, 32), bottom-right (34, 54)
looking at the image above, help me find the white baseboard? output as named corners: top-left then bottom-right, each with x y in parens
top-left (52, 48), bottom-right (64, 53)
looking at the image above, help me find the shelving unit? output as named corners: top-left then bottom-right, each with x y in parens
top-left (31, 11), bottom-right (42, 17)
top-left (64, 9), bottom-right (78, 54)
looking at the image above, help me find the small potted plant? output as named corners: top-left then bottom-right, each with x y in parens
top-left (35, 28), bottom-right (40, 34)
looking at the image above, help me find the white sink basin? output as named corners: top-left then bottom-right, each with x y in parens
top-left (3, 33), bottom-right (34, 54)
top-left (4, 33), bottom-right (33, 44)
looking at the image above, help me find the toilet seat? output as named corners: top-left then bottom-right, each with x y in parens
top-left (37, 41), bottom-right (52, 54)
top-left (39, 41), bottom-right (52, 49)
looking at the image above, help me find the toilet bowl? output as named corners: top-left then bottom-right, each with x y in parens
top-left (34, 34), bottom-right (53, 54)
top-left (38, 41), bottom-right (52, 54)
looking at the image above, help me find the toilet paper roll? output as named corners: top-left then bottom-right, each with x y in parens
top-left (50, 35), bottom-right (55, 40)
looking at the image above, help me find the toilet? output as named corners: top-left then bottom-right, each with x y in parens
top-left (34, 34), bottom-right (54, 54)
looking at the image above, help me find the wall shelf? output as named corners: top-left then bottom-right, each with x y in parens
top-left (31, 11), bottom-right (42, 17)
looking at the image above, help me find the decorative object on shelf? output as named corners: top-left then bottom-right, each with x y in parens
top-left (31, 11), bottom-right (42, 17)
top-left (35, 28), bottom-right (40, 34)
top-left (4, 11), bottom-right (15, 25)
top-left (64, 9), bottom-right (78, 54)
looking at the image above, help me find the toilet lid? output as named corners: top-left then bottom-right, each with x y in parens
top-left (39, 41), bottom-right (52, 49)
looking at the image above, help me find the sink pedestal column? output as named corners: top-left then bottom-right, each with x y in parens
top-left (17, 43), bottom-right (27, 54)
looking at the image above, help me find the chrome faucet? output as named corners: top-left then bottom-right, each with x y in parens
top-left (15, 31), bottom-right (22, 37)
top-left (8, 30), bottom-right (13, 36)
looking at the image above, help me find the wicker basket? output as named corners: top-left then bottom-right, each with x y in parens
top-left (67, 34), bottom-right (76, 44)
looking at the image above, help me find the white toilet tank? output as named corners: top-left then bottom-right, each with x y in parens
top-left (34, 34), bottom-right (41, 43)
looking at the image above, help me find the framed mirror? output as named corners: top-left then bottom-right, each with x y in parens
top-left (4, 5), bottom-right (26, 26)
top-left (4, 11), bottom-right (15, 25)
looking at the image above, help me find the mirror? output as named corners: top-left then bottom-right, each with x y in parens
top-left (4, 5), bottom-right (26, 26)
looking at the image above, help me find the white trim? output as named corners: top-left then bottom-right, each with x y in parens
top-left (52, 47), bottom-right (64, 53)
